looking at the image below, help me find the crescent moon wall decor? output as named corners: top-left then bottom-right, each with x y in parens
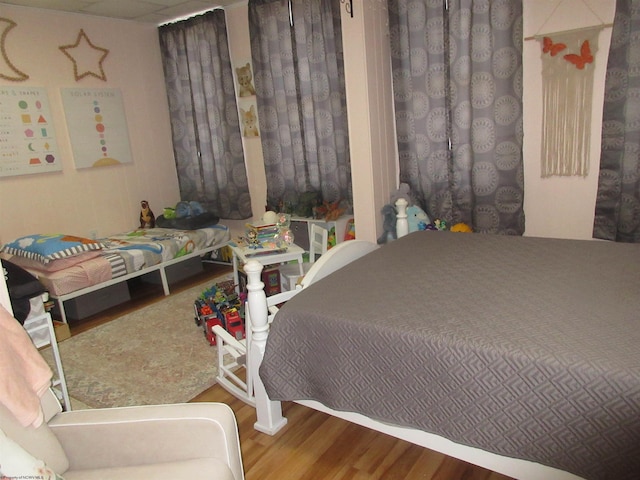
top-left (0, 17), bottom-right (29, 82)
top-left (59, 29), bottom-right (109, 82)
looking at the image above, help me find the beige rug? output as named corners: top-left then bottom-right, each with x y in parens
top-left (43, 274), bottom-right (233, 409)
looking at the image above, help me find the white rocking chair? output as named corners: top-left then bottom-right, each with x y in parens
top-left (213, 288), bottom-right (298, 406)
top-left (214, 239), bottom-right (378, 406)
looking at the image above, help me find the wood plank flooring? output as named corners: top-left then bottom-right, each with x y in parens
top-left (192, 385), bottom-right (513, 480)
top-left (67, 262), bottom-right (514, 480)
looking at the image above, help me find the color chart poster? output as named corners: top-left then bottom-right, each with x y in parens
top-left (61, 88), bottom-right (132, 168)
top-left (0, 86), bottom-right (61, 177)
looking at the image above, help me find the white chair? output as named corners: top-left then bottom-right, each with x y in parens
top-left (279, 224), bottom-right (328, 291)
top-left (214, 288), bottom-right (298, 406)
top-left (214, 239), bottom-right (378, 407)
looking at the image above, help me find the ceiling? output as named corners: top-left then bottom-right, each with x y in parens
top-left (0, 0), bottom-right (243, 25)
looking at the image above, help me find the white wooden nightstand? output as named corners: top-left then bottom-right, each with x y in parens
top-left (228, 242), bottom-right (304, 293)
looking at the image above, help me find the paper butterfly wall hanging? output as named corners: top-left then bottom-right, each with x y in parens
top-left (542, 36), bottom-right (566, 56)
top-left (564, 40), bottom-right (594, 70)
top-left (538, 28), bottom-right (601, 177)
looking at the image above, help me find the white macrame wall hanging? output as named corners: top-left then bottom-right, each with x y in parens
top-left (537, 26), bottom-right (604, 177)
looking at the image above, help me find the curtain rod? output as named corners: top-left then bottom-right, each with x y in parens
top-left (524, 23), bottom-right (613, 41)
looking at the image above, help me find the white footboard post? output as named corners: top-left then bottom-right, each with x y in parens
top-left (395, 198), bottom-right (409, 238)
top-left (244, 260), bottom-right (288, 435)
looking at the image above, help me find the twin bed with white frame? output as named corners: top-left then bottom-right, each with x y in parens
top-left (238, 199), bottom-right (640, 480)
top-left (2, 225), bottom-right (230, 323)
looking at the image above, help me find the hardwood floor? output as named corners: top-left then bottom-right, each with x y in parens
top-left (192, 384), bottom-right (513, 480)
top-left (68, 262), bottom-right (514, 480)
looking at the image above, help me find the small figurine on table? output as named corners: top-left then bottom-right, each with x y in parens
top-left (246, 228), bottom-right (260, 248)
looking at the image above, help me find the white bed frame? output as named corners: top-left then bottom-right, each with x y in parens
top-left (51, 242), bottom-right (229, 323)
top-left (242, 198), bottom-right (583, 480)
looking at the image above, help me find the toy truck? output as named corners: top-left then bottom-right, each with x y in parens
top-left (224, 308), bottom-right (245, 340)
top-left (204, 316), bottom-right (224, 346)
top-left (194, 280), bottom-right (247, 345)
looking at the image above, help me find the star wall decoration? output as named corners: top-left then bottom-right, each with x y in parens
top-left (59, 29), bottom-right (109, 81)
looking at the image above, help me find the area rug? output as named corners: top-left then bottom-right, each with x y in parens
top-left (43, 273), bottom-right (233, 409)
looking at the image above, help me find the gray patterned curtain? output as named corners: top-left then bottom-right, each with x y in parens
top-left (248, 0), bottom-right (351, 211)
top-left (159, 11), bottom-right (252, 220)
top-left (593, 0), bottom-right (640, 242)
top-left (388, 0), bottom-right (524, 234)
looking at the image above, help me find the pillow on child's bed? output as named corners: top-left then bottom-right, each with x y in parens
top-left (4, 251), bottom-right (102, 273)
top-left (1, 234), bottom-right (105, 264)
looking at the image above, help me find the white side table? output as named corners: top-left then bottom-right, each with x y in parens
top-left (229, 243), bottom-right (304, 293)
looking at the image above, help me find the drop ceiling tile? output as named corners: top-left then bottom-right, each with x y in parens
top-left (79, 0), bottom-right (161, 19)
top-left (1, 0), bottom-right (93, 12)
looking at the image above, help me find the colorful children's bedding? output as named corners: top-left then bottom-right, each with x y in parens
top-left (1, 225), bottom-right (230, 299)
top-left (101, 226), bottom-right (227, 273)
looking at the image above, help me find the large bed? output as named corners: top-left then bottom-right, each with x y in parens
top-left (2, 225), bottom-right (230, 322)
top-left (242, 206), bottom-right (640, 480)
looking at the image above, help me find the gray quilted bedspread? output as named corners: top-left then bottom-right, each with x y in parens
top-left (259, 232), bottom-right (640, 480)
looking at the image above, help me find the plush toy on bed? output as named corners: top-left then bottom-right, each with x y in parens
top-left (140, 200), bottom-right (155, 229)
top-left (450, 222), bottom-right (473, 232)
top-left (407, 205), bottom-right (430, 232)
top-left (377, 204), bottom-right (398, 244)
top-left (390, 183), bottom-right (412, 206)
top-left (155, 201), bottom-right (220, 230)
top-left (377, 183), bottom-right (430, 244)
top-left (175, 200), bottom-right (205, 218)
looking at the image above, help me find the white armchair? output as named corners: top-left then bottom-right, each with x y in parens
top-left (0, 389), bottom-right (244, 480)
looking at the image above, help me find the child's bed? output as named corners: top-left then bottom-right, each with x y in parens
top-left (1, 225), bottom-right (230, 323)
top-left (243, 204), bottom-right (640, 480)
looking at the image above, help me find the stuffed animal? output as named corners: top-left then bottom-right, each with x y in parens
top-left (389, 183), bottom-right (412, 206)
top-left (189, 201), bottom-right (204, 216)
top-left (377, 203), bottom-right (397, 244)
top-left (140, 200), bottom-right (155, 229)
top-left (163, 207), bottom-right (176, 219)
top-left (174, 200), bottom-right (205, 218)
top-left (434, 218), bottom-right (447, 231)
top-left (315, 200), bottom-right (345, 221)
top-left (451, 222), bottom-right (473, 233)
top-left (407, 205), bottom-right (430, 232)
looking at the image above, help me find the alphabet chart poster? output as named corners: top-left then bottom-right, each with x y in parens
top-left (61, 88), bottom-right (132, 168)
top-left (0, 86), bottom-right (61, 177)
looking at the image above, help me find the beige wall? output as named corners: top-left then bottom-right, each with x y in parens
top-left (0, 0), bottom-right (618, 246)
top-left (0, 4), bottom-right (180, 243)
top-left (522, 0), bottom-right (615, 239)
top-left (341, 0), bottom-right (397, 244)
top-left (223, 3), bottom-right (267, 236)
